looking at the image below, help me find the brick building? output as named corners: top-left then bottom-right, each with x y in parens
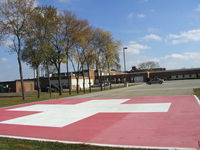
top-left (1, 68), bottom-right (200, 93)
top-left (45, 69), bottom-right (123, 90)
top-left (0, 80), bottom-right (35, 93)
top-left (97, 68), bottom-right (200, 83)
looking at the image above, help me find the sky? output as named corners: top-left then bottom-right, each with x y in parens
top-left (1, 0), bottom-right (200, 81)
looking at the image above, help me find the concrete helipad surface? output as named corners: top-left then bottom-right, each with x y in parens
top-left (0, 95), bottom-right (200, 149)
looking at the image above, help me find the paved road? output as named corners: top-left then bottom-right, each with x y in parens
top-left (68, 79), bottom-right (200, 98)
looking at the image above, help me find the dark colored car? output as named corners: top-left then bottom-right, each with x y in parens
top-left (91, 84), bottom-right (99, 88)
top-left (91, 82), bottom-right (110, 88)
top-left (147, 78), bottom-right (164, 85)
top-left (48, 85), bottom-right (59, 92)
top-left (0, 84), bottom-right (9, 93)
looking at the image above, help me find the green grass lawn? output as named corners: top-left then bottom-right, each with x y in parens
top-left (0, 137), bottom-right (145, 150)
top-left (0, 84), bottom-right (146, 150)
top-left (0, 92), bottom-right (67, 108)
top-left (193, 88), bottom-right (200, 100)
top-left (0, 84), bottom-right (131, 108)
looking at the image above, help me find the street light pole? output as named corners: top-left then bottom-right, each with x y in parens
top-left (123, 47), bottom-right (128, 86)
top-left (123, 47), bottom-right (128, 72)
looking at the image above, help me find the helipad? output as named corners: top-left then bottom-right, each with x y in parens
top-left (0, 95), bottom-right (199, 149)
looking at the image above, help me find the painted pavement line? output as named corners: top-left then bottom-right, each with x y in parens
top-left (0, 135), bottom-right (197, 150)
top-left (194, 95), bottom-right (200, 105)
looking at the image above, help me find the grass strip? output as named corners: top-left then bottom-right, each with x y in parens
top-left (0, 137), bottom-right (146, 150)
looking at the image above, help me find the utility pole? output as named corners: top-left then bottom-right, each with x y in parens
top-left (123, 47), bottom-right (128, 86)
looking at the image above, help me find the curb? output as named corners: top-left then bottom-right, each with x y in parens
top-left (194, 95), bottom-right (200, 105)
top-left (0, 135), bottom-right (197, 150)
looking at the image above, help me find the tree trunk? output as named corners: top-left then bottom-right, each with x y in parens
top-left (103, 74), bottom-right (106, 90)
top-left (108, 63), bottom-right (112, 89)
top-left (17, 56), bottom-right (25, 100)
top-left (87, 64), bottom-right (91, 93)
top-left (81, 64), bottom-right (86, 93)
top-left (109, 72), bottom-right (112, 89)
top-left (100, 69), bottom-right (103, 91)
top-left (58, 63), bottom-right (62, 95)
top-left (95, 63), bottom-right (101, 90)
top-left (36, 66), bottom-right (41, 98)
top-left (33, 68), bottom-right (36, 79)
top-left (66, 52), bottom-right (71, 95)
top-left (76, 66), bottom-right (81, 94)
top-left (47, 65), bottom-right (52, 97)
top-left (17, 36), bottom-right (25, 100)
top-left (76, 76), bottom-right (79, 94)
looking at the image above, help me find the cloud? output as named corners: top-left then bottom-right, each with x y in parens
top-left (3, 39), bottom-right (13, 47)
top-left (137, 13), bottom-right (145, 18)
top-left (195, 4), bottom-right (200, 12)
top-left (34, 0), bottom-right (39, 7)
top-left (142, 34), bottom-right (162, 41)
top-left (56, 0), bottom-right (71, 3)
top-left (126, 41), bottom-right (150, 54)
top-left (150, 9), bottom-right (155, 12)
top-left (164, 54), bottom-right (186, 60)
top-left (140, 0), bottom-right (149, 3)
top-left (128, 12), bottom-right (134, 19)
top-left (167, 29), bottom-right (200, 44)
top-left (147, 27), bottom-right (159, 33)
top-left (160, 52), bottom-right (200, 69)
top-left (126, 52), bottom-right (200, 70)
top-left (128, 12), bottom-right (146, 20)
top-left (0, 58), bottom-right (8, 63)
top-left (163, 52), bottom-right (200, 60)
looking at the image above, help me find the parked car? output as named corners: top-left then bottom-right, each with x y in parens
top-left (147, 78), bottom-right (164, 85)
top-left (48, 85), bottom-right (60, 92)
top-left (91, 84), bottom-right (100, 88)
top-left (0, 84), bottom-right (9, 93)
top-left (91, 82), bottom-right (110, 88)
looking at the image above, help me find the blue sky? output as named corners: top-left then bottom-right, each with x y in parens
top-left (1, 0), bottom-right (200, 81)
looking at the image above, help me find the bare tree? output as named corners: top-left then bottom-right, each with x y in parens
top-left (60, 11), bottom-right (92, 95)
top-left (91, 28), bottom-right (106, 91)
top-left (74, 19), bottom-right (92, 93)
top-left (83, 47), bottom-right (95, 92)
top-left (50, 27), bottom-right (66, 95)
top-left (138, 61), bottom-right (160, 70)
top-left (23, 6), bottom-right (56, 98)
top-left (42, 64), bottom-right (57, 97)
top-left (0, 0), bottom-right (35, 100)
top-left (48, 10), bottom-right (67, 96)
top-left (91, 28), bottom-right (121, 90)
top-left (104, 40), bottom-right (121, 89)
top-left (60, 11), bottom-right (77, 95)
top-left (70, 46), bottom-right (82, 94)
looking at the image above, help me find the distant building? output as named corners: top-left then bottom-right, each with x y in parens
top-left (0, 80), bottom-right (35, 93)
top-left (100, 68), bottom-right (200, 83)
top-left (43, 69), bottom-right (123, 90)
top-left (1, 67), bottom-right (200, 93)
top-left (129, 66), bottom-right (166, 72)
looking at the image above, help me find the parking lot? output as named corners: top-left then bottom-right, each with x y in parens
top-left (69, 79), bottom-right (200, 98)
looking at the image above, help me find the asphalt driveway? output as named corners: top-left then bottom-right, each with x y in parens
top-left (69, 79), bottom-right (200, 98)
